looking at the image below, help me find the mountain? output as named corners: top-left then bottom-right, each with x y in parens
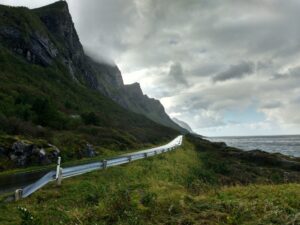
top-left (0, 1), bottom-right (184, 133)
top-left (0, 1), bottom-right (182, 168)
top-left (172, 118), bottom-right (193, 133)
top-left (33, 1), bottom-right (185, 133)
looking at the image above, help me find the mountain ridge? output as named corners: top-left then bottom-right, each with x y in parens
top-left (31, 1), bottom-right (186, 133)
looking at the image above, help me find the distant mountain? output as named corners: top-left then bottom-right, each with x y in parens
top-left (172, 118), bottom-right (193, 133)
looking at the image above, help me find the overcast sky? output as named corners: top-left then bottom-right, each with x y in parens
top-left (2, 0), bottom-right (300, 136)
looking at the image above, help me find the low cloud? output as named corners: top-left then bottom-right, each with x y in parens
top-left (260, 101), bottom-right (282, 109)
top-left (213, 61), bottom-right (255, 82)
top-left (168, 62), bottom-right (188, 86)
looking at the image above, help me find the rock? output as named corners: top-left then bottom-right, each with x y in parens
top-left (6, 140), bottom-right (61, 167)
top-left (38, 148), bottom-right (51, 165)
top-left (10, 141), bottom-right (34, 166)
top-left (47, 144), bottom-right (60, 160)
top-left (16, 48), bottom-right (23, 54)
top-left (212, 142), bottom-right (227, 149)
top-left (39, 148), bottom-right (46, 156)
top-left (0, 147), bottom-right (6, 156)
top-left (227, 149), bottom-right (300, 171)
top-left (70, 114), bottom-right (80, 119)
top-left (11, 141), bottom-right (32, 155)
top-left (29, 34), bottom-right (58, 66)
top-left (85, 143), bottom-right (96, 157)
top-left (26, 50), bottom-right (31, 61)
top-left (0, 26), bottom-right (21, 39)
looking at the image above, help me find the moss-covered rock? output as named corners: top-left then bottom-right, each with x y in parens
top-left (0, 135), bottom-right (60, 169)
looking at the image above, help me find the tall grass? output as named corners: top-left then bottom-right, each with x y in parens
top-left (0, 138), bottom-right (299, 225)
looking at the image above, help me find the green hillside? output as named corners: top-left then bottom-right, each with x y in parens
top-left (0, 3), bottom-right (178, 170)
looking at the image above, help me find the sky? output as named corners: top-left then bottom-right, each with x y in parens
top-left (1, 0), bottom-right (300, 136)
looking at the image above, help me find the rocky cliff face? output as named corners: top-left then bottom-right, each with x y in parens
top-left (0, 1), bottom-right (185, 133)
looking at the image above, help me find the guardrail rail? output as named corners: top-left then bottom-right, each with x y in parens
top-left (14, 135), bottom-right (183, 200)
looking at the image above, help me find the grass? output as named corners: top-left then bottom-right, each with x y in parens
top-left (0, 136), bottom-right (172, 177)
top-left (0, 136), bottom-right (299, 225)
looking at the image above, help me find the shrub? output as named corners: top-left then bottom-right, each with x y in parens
top-left (81, 112), bottom-right (99, 126)
top-left (32, 98), bottom-right (57, 126)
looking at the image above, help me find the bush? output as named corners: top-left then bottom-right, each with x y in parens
top-left (81, 112), bottom-right (99, 126)
top-left (32, 98), bottom-right (56, 125)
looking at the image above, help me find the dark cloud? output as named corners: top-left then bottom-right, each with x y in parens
top-left (213, 61), bottom-right (255, 82)
top-left (1, 0), bottom-right (300, 135)
top-left (261, 102), bottom-right (282, 109)
top-left (168, 62), bottom-right (188, 86)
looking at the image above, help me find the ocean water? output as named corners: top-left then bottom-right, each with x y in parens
top-left (205, 135), bottom-right (300, 158)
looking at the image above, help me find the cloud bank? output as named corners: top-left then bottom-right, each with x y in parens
top-left (1, 0), bottom-right (300, 136)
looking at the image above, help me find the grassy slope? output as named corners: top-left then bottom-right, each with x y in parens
top-left (0, 44), bottom-right (177, 143)
top-left (0, 136), bottom-right (299, 225)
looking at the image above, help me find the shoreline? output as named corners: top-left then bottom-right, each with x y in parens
top-left (205, 135), bottom-right (300, 158)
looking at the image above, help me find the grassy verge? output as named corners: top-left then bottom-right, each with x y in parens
top-left (0, 136), bottom-right (299, 225)
top-left (0, 137), bottom-right (172, 177)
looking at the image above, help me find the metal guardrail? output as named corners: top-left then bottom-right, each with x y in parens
top-left (14, 135), bottom-right (183, 200)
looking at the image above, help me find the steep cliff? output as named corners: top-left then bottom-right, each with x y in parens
top-left (31, 1), bottom-right (185, 133)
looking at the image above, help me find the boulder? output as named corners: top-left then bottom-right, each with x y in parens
top-left (6, 140), bottom-right (61, 167)
top-left (46, 144), bottom-right (60, 161)
top-left (10, 141), bottom-right (34, 166)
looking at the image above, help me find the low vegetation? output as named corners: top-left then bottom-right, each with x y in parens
top-left (0, 135), bottom-right (299, 225)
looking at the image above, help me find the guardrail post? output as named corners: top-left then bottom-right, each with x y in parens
top-left (102, 159), bottom-right (107, 169)
top-left (57, 167), bottom-right (63, 186)
top-left (56, 157), bottom-right (62, 186)
top-left (15, 189), bottom-right (23, 201)
top-left (128, 155), bottom-right (132, 162)
top-left (56, 157), bottom-right (61, 179)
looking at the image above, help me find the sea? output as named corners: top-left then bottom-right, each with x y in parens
top-left (205, 135), bottom-right (300, 158)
